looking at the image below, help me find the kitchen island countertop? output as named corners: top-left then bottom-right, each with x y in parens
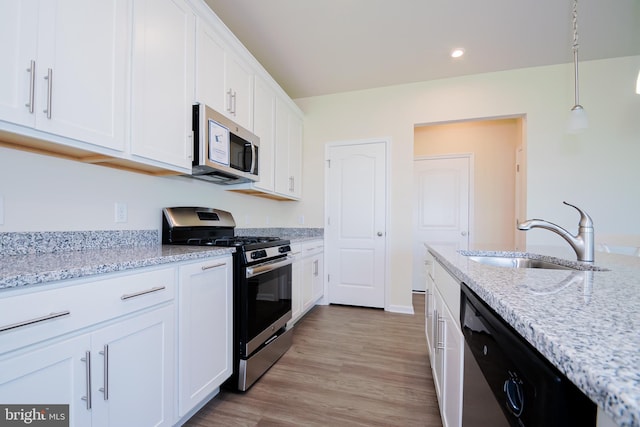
top-left (426, 244), bottom-right (640, 427)
top-left (0, 245), bottom-right (235, 290)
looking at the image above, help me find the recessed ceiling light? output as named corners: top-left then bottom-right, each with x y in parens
top-left (451, 48), bottom-right (465, 58)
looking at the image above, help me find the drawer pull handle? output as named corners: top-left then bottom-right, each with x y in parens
top-left (201, 262), bottom-right (226, 271)
top-left (121, 286), bottom-right (165, 301)
top-left (0, 310), bottom-right (70, 333)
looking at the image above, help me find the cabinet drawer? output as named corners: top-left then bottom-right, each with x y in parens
top-left (301, 240), bottom-right (323, 257)
top-left (0, 267), bottom-right (175, 355)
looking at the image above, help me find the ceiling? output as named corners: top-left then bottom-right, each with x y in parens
top-left (203, 0), bottom-right (640, 99)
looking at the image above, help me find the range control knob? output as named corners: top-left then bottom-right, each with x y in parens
top-left (251, 250), bottom-right (267, 259)
top-left (279, 245), bottom-right (291, 253)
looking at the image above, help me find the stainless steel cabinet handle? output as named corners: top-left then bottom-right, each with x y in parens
top-left (231, 90), bottom-right (237, 115)
top-left (121, 286), bottom-right (165, 300)
top-left (81, 351), bottom-right (92, 409)
top-left (25, 60), bottom-right (35, 113)
top-left (377, 231), bottom-right (383, 236)
top-left (43, 68), bottom-right (52, 119)
top-left (226, 89), bottom-right (233, 113)
top-left (99, 345), bottom-right (109, 400)
top-left (289, 176), bottom-right (294, 192)
top-left (437, 315), bottom-right (446, 350)
top-left (0, 310), bottom-right (70, 333)
top-left (201, 262), bottom-right (226, 271)
top-left (313, 259), bottom-right (319, 276)
top-left (433, 309), bottom-right (438, 350)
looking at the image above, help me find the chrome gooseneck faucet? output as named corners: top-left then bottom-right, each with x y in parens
top-left (518, 201), bottom-right (594, 263)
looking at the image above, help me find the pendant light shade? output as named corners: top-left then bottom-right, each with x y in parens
top-left (568, 105), bottom-right (588, 133)
top-left (567, 0), bottom-right (588, 133)
top-left (636, 70), bottom-right (640, 94)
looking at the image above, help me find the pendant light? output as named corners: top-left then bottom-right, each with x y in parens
top-left (567, 0), bottom-right (588, 133)
top-left (636, 70), bottom-right (640, 94)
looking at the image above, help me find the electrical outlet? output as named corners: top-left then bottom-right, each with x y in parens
top-left (298, 215), bottom-right (305, 225)
top-left (265, 216), bottom-right (270, 225)
top-left (0, 195), bottom-right (4, 225)
top-left (114, 202), bottom-right (127, 223)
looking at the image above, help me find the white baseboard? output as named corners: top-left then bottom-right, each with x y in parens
top-left (386, 304), bottom-right (415, 315)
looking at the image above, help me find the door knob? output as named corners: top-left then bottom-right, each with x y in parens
top-left (461, 231), bottom-right (468, 236)
top-left (377, 232), bottom-right (383, 236)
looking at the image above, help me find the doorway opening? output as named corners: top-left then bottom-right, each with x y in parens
top-left (411, 116), bottom-right (527, 291)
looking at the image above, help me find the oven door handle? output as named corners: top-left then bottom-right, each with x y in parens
top-left (246, 255), bottom-right (293, 278)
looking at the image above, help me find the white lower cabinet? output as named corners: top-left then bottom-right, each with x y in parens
top-left (177, 256), bottom-right (233, 418)
top-left (289, 240), bottom-right (324, 325)
top-left (425, 251), bottom-right (463, 427)
top-left (0, 266), bottom-right (176, 427)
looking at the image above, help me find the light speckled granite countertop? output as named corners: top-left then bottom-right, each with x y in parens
top-left (0, 228), bottom-right (323, 291)
top-left (426, 244), bottom-right (640, 427)
top-left (0, 245), bottom-right (235, 290)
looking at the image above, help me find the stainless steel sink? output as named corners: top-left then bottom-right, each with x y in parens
top-left (467, 255), bottom-right (576, 270)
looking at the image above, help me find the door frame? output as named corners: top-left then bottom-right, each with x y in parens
top-left (324, 137), bottom-right (391, 310)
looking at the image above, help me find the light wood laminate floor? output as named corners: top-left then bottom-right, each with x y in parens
top-left (184, 293), bottom-right (442, 426)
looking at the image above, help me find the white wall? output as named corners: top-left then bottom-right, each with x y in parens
top-left (0, 146), bottom-right (301, 232)
top-left (293, 55), bottom-right (640, 310)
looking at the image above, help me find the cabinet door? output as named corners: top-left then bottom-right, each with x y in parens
top-left (252, 75), bottom-right (276, 192)
top-left (442, 301), bottom-right (463, 427)
top-left (196, 19), bottom-right (225, 114)
top-left (177, 257), bottom-right (233, 417)
top-left (425, 268), bottom-right (435, 361)
top-left (287, 112), bottom-right (303, 198)
top-left (301, 255), bottom-right (315, 312)
top-left (432, 287), bottom-right (445, 406)
top-left (36, 0), bottom-right (128, 151)
top-left (131, 0), bottom-right (195, 171)
top-left (224, 51), bottom-right (253, 130)
top-left (274, 97), bottom-right (303, 199)
top-left (311, 252), bottom-right (324, 302)
top-left (91, 304), bottom-right (175, 427)
top-left (0, 0), bottom-right (38, 126)
top-left (289, 246), bottom-right (303, 325)
top-left (0, 334), bottom-right (93, 427)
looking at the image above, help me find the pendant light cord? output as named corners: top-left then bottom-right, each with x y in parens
top-left (572, 0), bottom-right (581, 108)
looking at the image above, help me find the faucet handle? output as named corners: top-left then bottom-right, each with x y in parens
top-left (563, 201), bottom-right (594, 228)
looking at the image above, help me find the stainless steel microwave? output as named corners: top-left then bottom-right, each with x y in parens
top-left (190, 103), bottom-right (259, 185)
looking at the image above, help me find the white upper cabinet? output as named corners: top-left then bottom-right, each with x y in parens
top-left (0, 0), bottom-right (128, 151)
top-left (252, 74), bottom-right (276, 193)
top-left (274, 96), bottom-right (303, 199)
top-left (195, 15), bottom-right (253, 130)
top-left (130, 0), bottom-right (196, 172)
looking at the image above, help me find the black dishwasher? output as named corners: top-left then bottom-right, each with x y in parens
top-left (460, 283), bottom-right (596, 427)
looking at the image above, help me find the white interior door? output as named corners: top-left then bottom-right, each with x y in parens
top-left (326, 141), bottom-right (387, 308)
top-left (412, 156), bottom-right (471, 291)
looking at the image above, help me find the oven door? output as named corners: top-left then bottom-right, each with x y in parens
top-left (240, 256), bottom-right (293, 357)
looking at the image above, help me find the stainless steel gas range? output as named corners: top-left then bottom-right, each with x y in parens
top-left (162, 207), bottom-right (293, 391)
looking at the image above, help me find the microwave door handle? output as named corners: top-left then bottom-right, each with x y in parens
top-left (250, 144), bottom-right (257, 174)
